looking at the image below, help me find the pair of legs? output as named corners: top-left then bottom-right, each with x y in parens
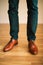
top-left (8, 0), bottom-right (38, 41)
top-left (3, 0), bottom-right (38, 55)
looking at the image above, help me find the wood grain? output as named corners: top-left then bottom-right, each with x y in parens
top-left (0, 24), bottom-right (43, 65)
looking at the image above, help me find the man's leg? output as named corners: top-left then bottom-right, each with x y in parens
top-left (3, 0), bottom-right (19, 52)
top-left (27, 0), bottom-right (38, 41)
top-left (8, 0), bottom-right (19, 40)
top-left (26, 0), bottom-right (38, 55)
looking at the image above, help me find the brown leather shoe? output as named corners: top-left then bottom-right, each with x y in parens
top-left (28, 40), bottom-right (38, 55)
top-left (3, 38), bottom-right (18, 52)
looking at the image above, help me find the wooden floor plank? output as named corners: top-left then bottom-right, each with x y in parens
top-left (0, 24), bottom-right (43, 65)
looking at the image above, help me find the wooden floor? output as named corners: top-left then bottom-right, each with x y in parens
top-left (0, 24), bottom-right (43, 65)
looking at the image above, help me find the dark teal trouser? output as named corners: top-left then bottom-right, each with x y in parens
top-left (8, 0), bottom-right (38, 41)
